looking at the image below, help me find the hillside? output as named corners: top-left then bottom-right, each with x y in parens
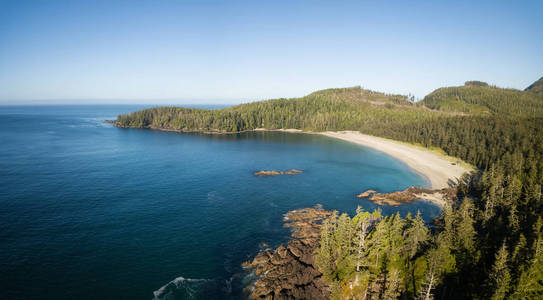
top-left (525, 76), bottom-right (543, 94)
top-left (421, 81), bottom-right (543, 116)
top-left (115, 86), bottom-right (440, 134)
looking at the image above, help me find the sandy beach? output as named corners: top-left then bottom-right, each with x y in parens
top-left (317, 131), bottom-right (471, 189)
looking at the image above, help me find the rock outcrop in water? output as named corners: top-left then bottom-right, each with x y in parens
top-left (243, 205), bottom-right (331, 299)
top-left (357, 186), bottom-right (457, 207)
top-left (254, 169), bottom-right (303, 177)
top-left (356, 189), bottom-right (377, 198)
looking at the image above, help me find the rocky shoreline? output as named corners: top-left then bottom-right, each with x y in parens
top-left (242, 206), bottom-right (331, 299)
top-left (357, 186), bottom-right (457, 207)
top-left (241, 192), bottom-right (455, 299)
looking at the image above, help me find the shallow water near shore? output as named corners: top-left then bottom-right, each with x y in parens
top-left (0, 105), bottom-right (437, 299)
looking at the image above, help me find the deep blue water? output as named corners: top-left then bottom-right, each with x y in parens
top-left (0, 105), bottom-right (438, 299)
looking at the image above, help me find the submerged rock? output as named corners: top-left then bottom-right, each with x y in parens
top-left (243, 206), bottom-right (331, 299)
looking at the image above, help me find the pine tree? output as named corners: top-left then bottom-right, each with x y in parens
top-left (512, 218), bottom-right (543, 299)
top-left (315, 212), bottom-right (337, 278)
top-left (488, 242), bottom-right (511, 300)
top-left (419, 234), bottom-right (455, 300)
top-left (353, 207), bottom-right (380, 273)
top-left (383, 268), bottom-right (401, 300)
top-left (455, 198), bottom-right (477, 254)
top-left (404, 211), bottom-right (429, 260)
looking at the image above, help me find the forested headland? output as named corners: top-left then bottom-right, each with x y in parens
top-left (116, 79), bottom-right (543, 299)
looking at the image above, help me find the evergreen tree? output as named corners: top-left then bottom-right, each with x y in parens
top-left (455, 198), bottom-right (477, 254)
top-left (488, 242), bottom-right (511, 300)
top-left (404, 211), bottom-right (429, 260)
top-left (419, 235), bottom-right (455, 300)
top-left (512, 218), bottom-right (543, 299)
top-left (315, 211), bottom-right (338, 278)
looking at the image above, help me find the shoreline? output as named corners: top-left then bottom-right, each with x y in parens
top-left (256, 128), bottom-right (471, 190)
top-left (317, 131), bottom-right (471, 189)
top-left (113, 124), bottom-right (471, 190)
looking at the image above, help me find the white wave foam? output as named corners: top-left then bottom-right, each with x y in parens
top-left (152, 276), bottom-right (210, 300)
top-left (152, 274), bottom-right (239, 300)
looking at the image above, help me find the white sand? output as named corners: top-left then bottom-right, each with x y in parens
top-left (317, 131), bottom-right (470, 189)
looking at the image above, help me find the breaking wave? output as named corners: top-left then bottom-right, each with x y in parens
top-left (153, 276), bottom-right (234, 300)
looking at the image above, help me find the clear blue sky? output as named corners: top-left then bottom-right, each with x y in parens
top-left (1, 0), bottom-right (542, 104)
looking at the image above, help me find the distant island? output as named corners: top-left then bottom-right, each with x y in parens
top-left (113, 78), bottom-right (543, 299)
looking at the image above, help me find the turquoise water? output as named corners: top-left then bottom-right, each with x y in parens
top-left (0, 105), bottom-right (437, 299)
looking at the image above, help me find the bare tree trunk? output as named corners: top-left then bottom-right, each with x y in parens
top-left (356, 220), bottom-right (367, 272)
top-left (423, 273), bottom-right (435, 300)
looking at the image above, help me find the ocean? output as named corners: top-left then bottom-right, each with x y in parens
top-left (0, 105), bottom-right (438, 299)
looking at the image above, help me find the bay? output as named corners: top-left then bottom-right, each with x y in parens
top-left (0, 105), bottom-right (438, 299)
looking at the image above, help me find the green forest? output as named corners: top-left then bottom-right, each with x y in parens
top-left (116, 79), bottom-right (543, 299)
top-left (421, 83), bottom-right (543, 116)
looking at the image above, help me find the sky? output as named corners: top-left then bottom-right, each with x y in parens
top-left (0, 0), bottom-right (542, 105)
